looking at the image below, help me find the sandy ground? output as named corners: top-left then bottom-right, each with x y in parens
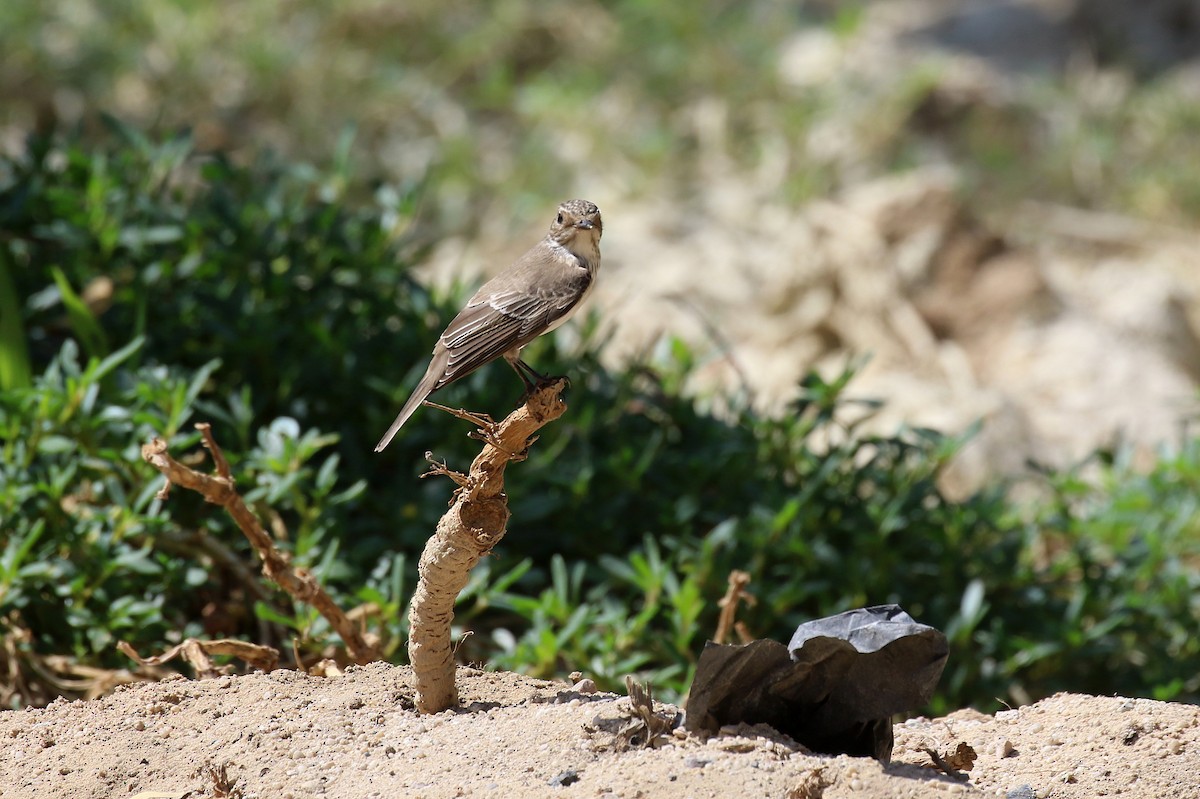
top-left (2, 663), bottom-right (1197, 799)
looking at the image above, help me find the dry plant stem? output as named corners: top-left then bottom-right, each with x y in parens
top-left (713, 569), bottom-right (756, 645)
top-left (409, 379), bottom-right (568, 714)
top-left (3, 614), bottom-right (162, 705)
top-left (154, 528), bottom-right (271, 603)
top-left (922, 746), bottom-right (970, 782)
top-left (118, 638), bottom-right (279, 677)
top-left (140, 424), bottom-right (380, 664)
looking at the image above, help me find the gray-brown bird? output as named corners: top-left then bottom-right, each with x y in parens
top-left (374, 199), bottom-right (603, 452)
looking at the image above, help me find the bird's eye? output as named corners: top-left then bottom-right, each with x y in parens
top-left (556, 213), bottom-right (564, 224)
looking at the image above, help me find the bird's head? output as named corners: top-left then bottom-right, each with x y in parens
top-left (548, 199), bottom-right (602, 253)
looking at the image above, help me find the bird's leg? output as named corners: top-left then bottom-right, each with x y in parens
top-left (505, 356), bottom-right (538, 392)
top-left (511, 358), bottom-right (570, 394)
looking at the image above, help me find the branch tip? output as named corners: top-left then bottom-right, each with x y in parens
top-left (196, 422), bottom-right (232, 478)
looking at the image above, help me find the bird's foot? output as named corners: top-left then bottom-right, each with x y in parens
top-left (518, 371), bottom-right (570, 402)
top-left (512, 359), bottom-right (571, 392)
top-left (513, 359), bottom-right (568, 398)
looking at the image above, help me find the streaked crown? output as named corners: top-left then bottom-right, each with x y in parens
top-left (548, 199), bottom-right (602, 242)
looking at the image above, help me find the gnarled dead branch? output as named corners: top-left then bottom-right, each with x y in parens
top-left (408, 379), bottom-right (568, 713)
top-left (140, 423), bottom-right (381, 665)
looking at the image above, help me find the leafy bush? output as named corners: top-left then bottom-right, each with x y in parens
top-left (1014, 445), bottom-right (1200, 702)
top-left (2, 129), bottom-right (1198, 713)
top-left (0, 336), bottom-right (399, 701)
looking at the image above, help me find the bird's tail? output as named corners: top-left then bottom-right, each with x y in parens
top-left (373, 389), bottom-right (427, 452)
top-left (374, 354), bottom-right (446, 452)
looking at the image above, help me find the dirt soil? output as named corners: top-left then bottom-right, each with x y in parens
top-left (2, 663), bottom-right (1197, 799)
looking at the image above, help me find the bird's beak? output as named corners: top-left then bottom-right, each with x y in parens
top-left (575, 219), bottom-right (595, 230)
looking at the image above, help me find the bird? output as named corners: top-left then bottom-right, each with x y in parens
top-left (374, 199), bottom-right (603, 452)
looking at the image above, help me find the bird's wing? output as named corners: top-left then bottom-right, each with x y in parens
top-left (434, 280), bottom-right (587, 389)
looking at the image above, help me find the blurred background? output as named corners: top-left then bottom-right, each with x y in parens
top-left (2, 0), bottom-right (1200, 489)
top-left (4, 0), bottom-right (1200, 491)
top-left (2, 0), bottom-right (1199, 711)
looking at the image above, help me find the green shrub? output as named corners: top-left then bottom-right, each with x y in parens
top-left (2, 129), bottom-right (1197, 712)
top-left (0, 338), bottom-right (389, 700)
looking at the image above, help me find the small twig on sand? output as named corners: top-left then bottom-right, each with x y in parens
top-left (408, 379), bottom-right (569, 713)
top-left (118, 638), bottom-right (279, 678)
top-left (623, 676), bottom-right (675, 748)
top-left (140, 423), bottom-right (381, 664)
top-left (922, 745), bottom-right (973, 781)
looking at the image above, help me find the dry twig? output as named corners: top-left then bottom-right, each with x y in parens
top-left (140, 423), bottom-right (381, 664)
top-left (713, 569), bottom-right (756, 645)
top-left (118, 638), bottom-right (279, 678)
top-left (200, 762), bottom-right (245, 799)
top-left (921, 741), bottom-right (976, 781)
top-left (621, 675), bottom-right (676, 749)
top-left (3, 613), bottom-right (161, 705)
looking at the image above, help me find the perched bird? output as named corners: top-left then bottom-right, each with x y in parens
top-left (374, 199), bottom-right (603, 452)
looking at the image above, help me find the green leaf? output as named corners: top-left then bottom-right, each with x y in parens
top-left (0, 249), bottom-right (32, 390)
top-left (91, 336), bottom-right (145, 382)
top-left (50, 266), bottom-right (109, 360)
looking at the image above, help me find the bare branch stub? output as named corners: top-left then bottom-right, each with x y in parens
top-left (421, 451), bottom-right (469, 487)
top-left (408, 379), bottom-right (569, 713)
top-left (197, 422), bottom-right (232, 480)
top-left (421, 400), bottom-right (495, 429)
